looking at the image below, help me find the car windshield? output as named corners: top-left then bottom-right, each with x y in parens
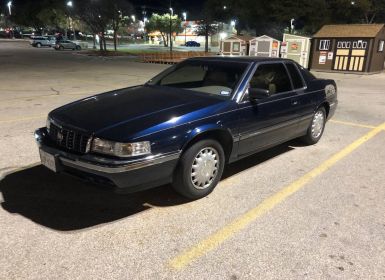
top-left (147, 60), bottom-right (249, 97)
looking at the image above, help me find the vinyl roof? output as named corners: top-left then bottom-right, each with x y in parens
top-left (187, 56), bottom-right (287, 63)
top-left (313, 24), bottom-right (385, 38)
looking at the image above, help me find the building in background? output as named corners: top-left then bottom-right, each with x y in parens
top-left (220, 35), bottom-right (254, 56)
top-left (249, 35), bottom-right (281, 57)
top-left (281, 33), bottom-right (311, 68)
top-left (311, 24), bottom-right (385, 73)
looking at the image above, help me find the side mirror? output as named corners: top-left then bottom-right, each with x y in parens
top-left (249, 88), bottom-right (270, 100)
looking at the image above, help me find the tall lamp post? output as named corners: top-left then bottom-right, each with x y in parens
top-left (66, 1), bottom-right (76, 40)
top-left (182, 12), bottom-right (187, 45)
top-left (7, 1), bottom-right (12, 15)
top-left (169, 7), bottom-right (173, 53)
top-left (7, 1), bottom-right (13, 38)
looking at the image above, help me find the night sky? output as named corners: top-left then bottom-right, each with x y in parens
top-left (130, 0), bottom-right (204, 19)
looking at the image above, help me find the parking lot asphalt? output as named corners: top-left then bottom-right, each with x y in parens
top-left (0, 40), bottom-right (384, 279)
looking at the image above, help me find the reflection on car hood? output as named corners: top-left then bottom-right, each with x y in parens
top-left (50, 85), bottom-right (225, 140)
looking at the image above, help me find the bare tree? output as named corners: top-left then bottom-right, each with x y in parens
top-left (107, 0), bottom-right (133, 51)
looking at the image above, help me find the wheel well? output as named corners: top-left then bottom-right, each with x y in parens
top-left (182, 130), bottom-right (233, 163)
top-left (320, 102), bottom-right (330, 118)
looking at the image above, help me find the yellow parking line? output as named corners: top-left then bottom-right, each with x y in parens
top-left (330, 119), bottom-right (376, 129)
top-left (0, 114), bottom-right (46, 123)
top-left (169, 122), bottom-right (385, 270)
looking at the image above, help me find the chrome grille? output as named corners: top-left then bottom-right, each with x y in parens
top-left (49, 122), bottom-right (90, 153)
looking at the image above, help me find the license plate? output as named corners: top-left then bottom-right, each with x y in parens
top-left (39, 149), bottom-right (57, 172)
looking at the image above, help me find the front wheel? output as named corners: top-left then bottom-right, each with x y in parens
top-left (301, 107), bottom-right (326, 145)
top-left (172, 139), bottom-right (225, 199)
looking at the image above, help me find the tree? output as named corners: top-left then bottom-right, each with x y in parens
top-left (195, 21), bottom-right (217, 52)
top-left (196, 0), bottom-right (230, 52)
top-left (105, 0), bottom-right (133, 51)
top-left (76, 0), bottom-right (110, 51)
top-left (355, 0), bottom-right (385, 23)
top-left (36, 8), bottom-right (67, 33)
top-left (146, 13), bottom-right (182, 48)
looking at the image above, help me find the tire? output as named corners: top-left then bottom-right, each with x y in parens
top-left (36, 43), bottom-right (41, 48)
top-left (76, 45), bottom-right (81, 50)
top-left (301, 107), bottom-right (326, 145)
top-left (172, 139), bottom-right (225, 199)
top-left (59, 46), bottom-right (64, 51)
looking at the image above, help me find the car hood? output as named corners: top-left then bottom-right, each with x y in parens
top-left (50, 85), bottom-right (225, 140)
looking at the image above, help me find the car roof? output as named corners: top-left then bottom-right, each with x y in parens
top-left (186, 56), bottom-right (291, 64)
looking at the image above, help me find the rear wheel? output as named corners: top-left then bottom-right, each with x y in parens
top-left (36, 43), bottom-right (41, 48)
top-left (59, 46), bottom-right (64, 51)
top-left (172, 139), bottom-right (225, 199)
top-left (301, 107), bottom-right (326, 145)
top-left (76, 45), bottom-right (81, 50)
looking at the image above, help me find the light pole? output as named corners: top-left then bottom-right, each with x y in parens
top-left (7, 1), bottom-right (12, 15)
top-left (182, 12), bottom-right (187, 45)
top-left (66, 1), bottom-right (76, 40)
top-left (169, 7), bottom-right (173, 53)
top-left (6, 1), bottom-right (13, 38)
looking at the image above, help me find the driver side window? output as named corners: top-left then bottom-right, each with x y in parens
top-left (249, 63), bottom-right (292, 95)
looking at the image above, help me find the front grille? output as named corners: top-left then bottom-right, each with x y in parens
top-left (49, 122), bottom-right (90, 153)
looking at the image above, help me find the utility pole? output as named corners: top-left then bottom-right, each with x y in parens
top-left (183, 12), bottom-right (187, 45)
top-left (169, 6), bottom-right (173, 52)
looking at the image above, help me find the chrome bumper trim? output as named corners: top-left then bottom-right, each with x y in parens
top-left (60, 152), bottom-right (180, 174)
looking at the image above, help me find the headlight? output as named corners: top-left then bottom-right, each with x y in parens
top-left (46, 117), bottom-right (51, 132)
top-left (91, 137), bottom-right (151, 157)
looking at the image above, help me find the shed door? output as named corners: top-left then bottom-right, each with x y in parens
top-left (333, 39), bottom-right (368, 72)
top-left (285, 39), bottom-right (308, 67)
top-left (256, 40), bottom-right (271, 57)
top-left (223, 41), bottom-right (231, 54)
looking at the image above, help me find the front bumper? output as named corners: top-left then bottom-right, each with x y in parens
top-left (34, 128), bottom-right (180, 193)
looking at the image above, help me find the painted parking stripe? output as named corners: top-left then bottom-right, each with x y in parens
top-left (330, 119), bottom-right (376, 129)
top-left (169, 122), bottom-right (385, 270)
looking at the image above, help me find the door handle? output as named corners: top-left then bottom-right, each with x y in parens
top-left (291, 100), bottom-right (299, 106)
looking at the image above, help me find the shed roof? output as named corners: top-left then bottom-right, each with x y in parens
top-left (313, 24), bottom-right (385, 38)
top-left (224, 35), bottom-right (255, 42)
top-left (250, 35), bottom-right (281, 42)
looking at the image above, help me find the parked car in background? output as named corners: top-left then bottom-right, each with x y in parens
top-left (185, 41), bottom-right (201, 47)
top-left (35, 57), bottom-right (337, 199)
top-left (31, 36), bottom-right (56, 48)
top-left (54, 40), bottom-right (82, 50)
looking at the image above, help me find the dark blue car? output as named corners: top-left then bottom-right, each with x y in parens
top-left (185, 41), bottom-right (201, 47)
top-left (35, 57), bottom-right (337, 199)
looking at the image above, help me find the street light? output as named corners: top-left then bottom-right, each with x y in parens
top-left (66, 1), bottom-right (76, 40)
top-left (7, 1), bottom-right (12, 15)
top-left (131, 15), bottom-right (136, 22)
top-left (169, 7), bottom-right (173, 52)
top-left (182, 12), bottom-right (187, 45)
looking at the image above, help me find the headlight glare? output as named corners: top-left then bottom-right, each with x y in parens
top-left (91, 138), bottom-right (151, 157)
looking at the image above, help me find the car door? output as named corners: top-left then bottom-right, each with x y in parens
top-left (284, 62), bottom-right (315, 131)
top-left (237, 62), bottom-right (301, 156)
top-left (62, 41), bottom-right (70, 49)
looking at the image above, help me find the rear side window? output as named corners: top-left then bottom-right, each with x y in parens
top-left (250, 63), bottom-right (292, 94)
top-left (286, 63), bottom-right (305, 89)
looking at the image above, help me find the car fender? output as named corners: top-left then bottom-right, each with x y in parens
top-left (180, 123), bottom-right (235, 159)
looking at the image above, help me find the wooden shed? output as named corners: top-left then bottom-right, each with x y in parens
top-left (220, 35), bottom-right (253, 56)
top-left (280, 34), bottom-right (311, 68)
top-left (249, 35), bottom-right (281, 57)
top-left (310, 24), bottom-right (385, 73)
